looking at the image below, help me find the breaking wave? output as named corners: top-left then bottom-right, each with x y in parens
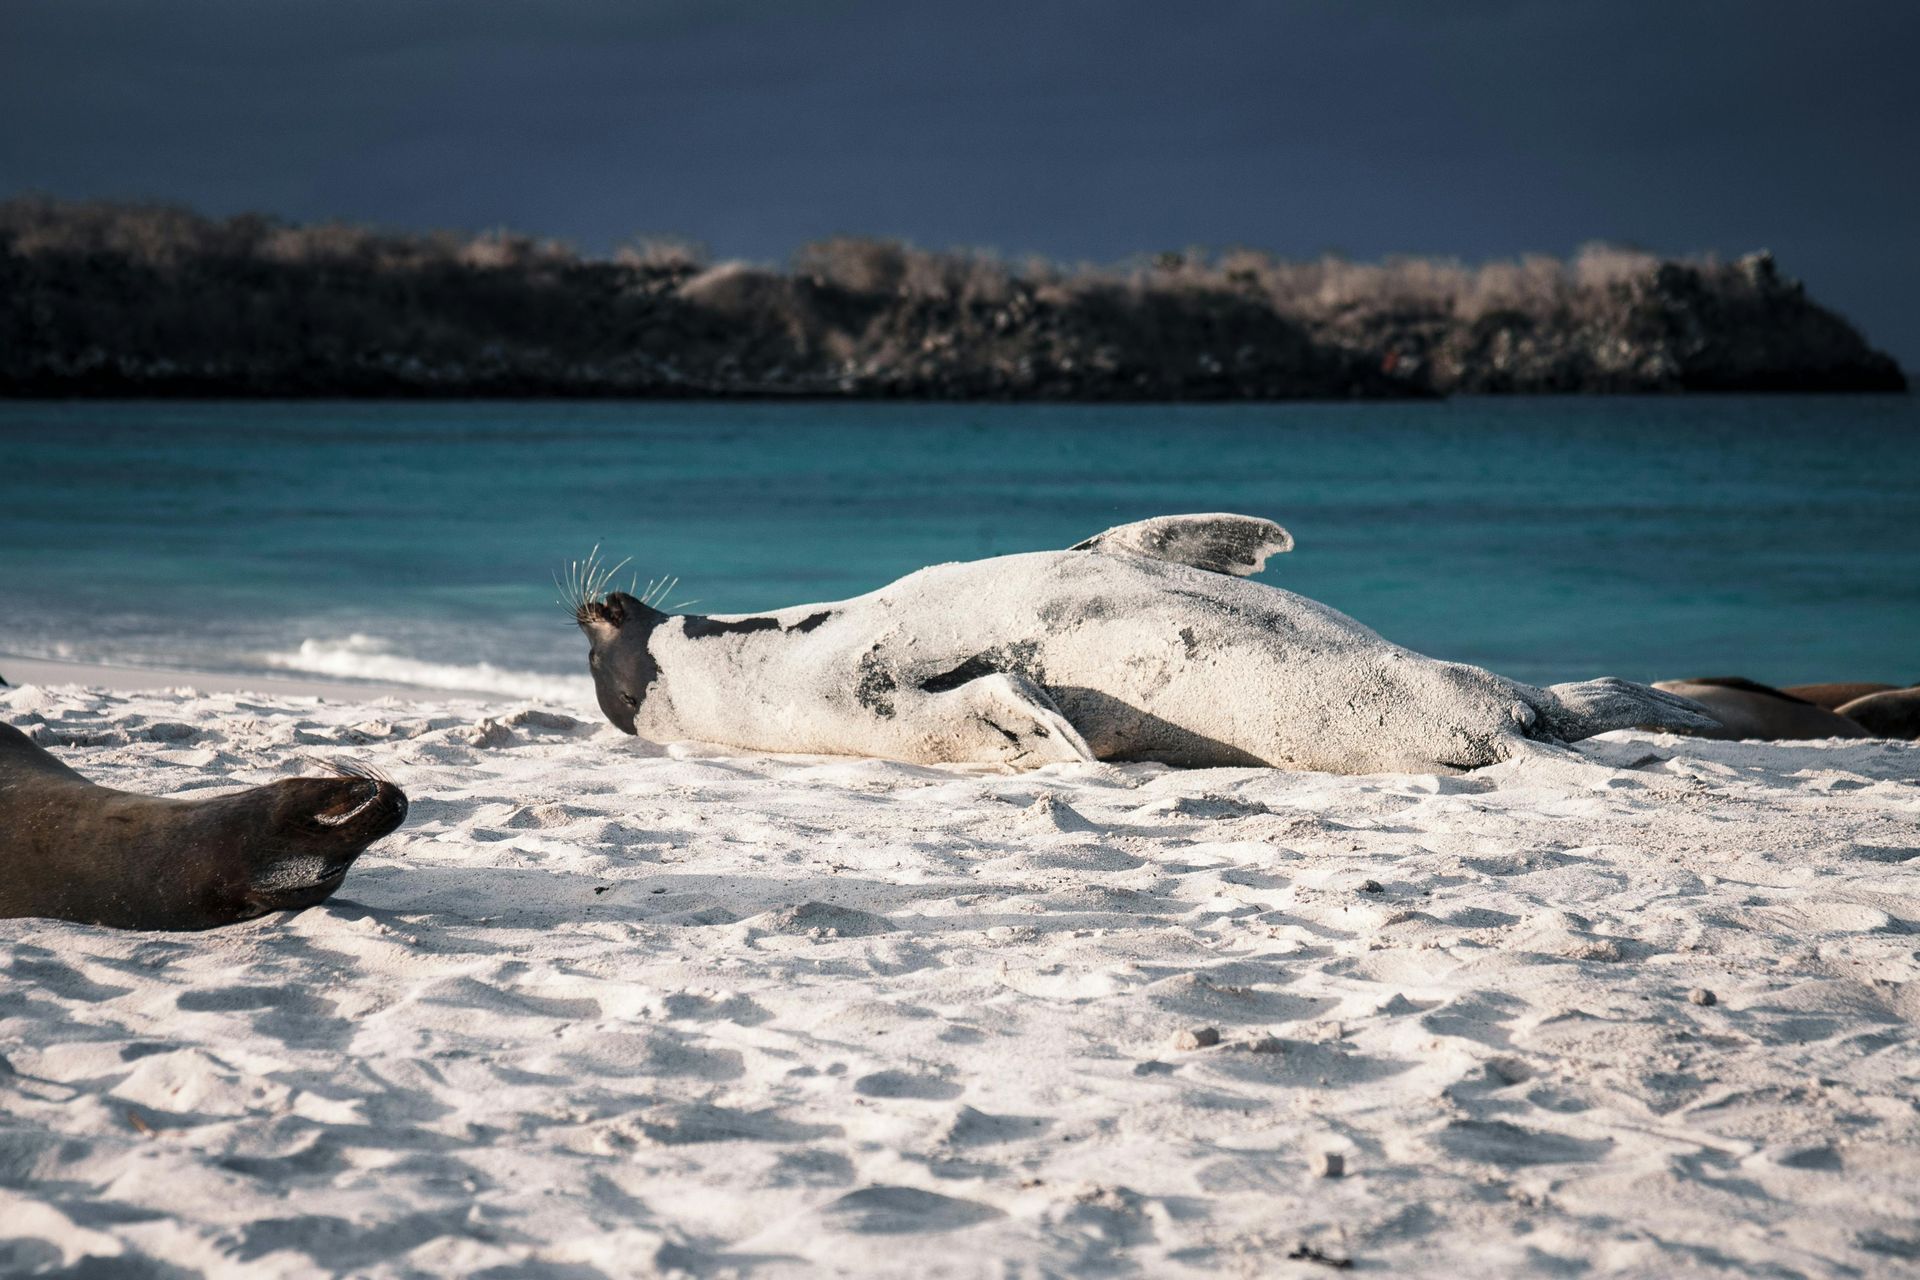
top-left (265, 635), bottom-right (596, 705)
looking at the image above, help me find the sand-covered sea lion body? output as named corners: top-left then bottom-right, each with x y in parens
top-left (574, 514), bottom-right (1714, 774)
top-left (0, 722), bottom-right (407, 930)
top-left (1651, 677), bottom-right (1873, 741)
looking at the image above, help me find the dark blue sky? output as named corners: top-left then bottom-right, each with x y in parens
top-left (4, 0), bottom-right (1915, 368)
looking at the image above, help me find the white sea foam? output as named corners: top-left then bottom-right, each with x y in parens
top-left (265, 635), bottom-right (595, 705)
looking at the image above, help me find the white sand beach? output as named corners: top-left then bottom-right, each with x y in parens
top-left (2, 669), bottom-right (1918, 1276)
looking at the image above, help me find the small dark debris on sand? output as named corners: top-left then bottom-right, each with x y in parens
top-left (1287, 1241), bottom-right (1353, 1269)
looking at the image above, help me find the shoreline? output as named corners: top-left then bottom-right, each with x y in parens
top-left (0, 652), bottom-right (517, 705)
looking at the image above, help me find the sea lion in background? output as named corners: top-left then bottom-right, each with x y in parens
top-left (1781, 681), bottom-right (1899, 711)
top-left (1650, 677), bottom-right (1873, 741)
top-left (1834, 687), bottom-right (1920, 740)
top-left (570, 513), bottom-right (1716, 774)
top-left (0, 722), bottom-right (407, 930)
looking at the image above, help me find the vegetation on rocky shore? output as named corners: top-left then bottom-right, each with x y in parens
top-left (1, 198), bottom-right (1904, 398)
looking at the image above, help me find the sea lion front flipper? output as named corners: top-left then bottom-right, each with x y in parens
top-left (1530, 677), bottom-right (1723, 742)
top-left (919, 672), bottom-right (1095, 768)
top-left (1070, 513), bottom-right (1293, 576)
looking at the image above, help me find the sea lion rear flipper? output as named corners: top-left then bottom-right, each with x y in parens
top-left (1070, 513), bottom-right (1293, 576)
top-left (1529, 677), bottom-right (1722, 743)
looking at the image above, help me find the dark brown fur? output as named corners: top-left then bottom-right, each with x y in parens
top-left (1834, 688), bottom-right (1920, 740)
top-left (1652, 678), bottom-right (1872, 741)
top-left (1781, 681), bottom-right (1900, 711)
top-left (1680, 675), bottom-right (1814, 704)
top-left (1, 723), bottom-right (406, 930)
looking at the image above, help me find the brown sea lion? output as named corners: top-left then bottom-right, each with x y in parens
top-left (1780, 681), bottom-right (1899, 711)
top-left (0, 722), bottom-right (406, 930)
top-left (1651, 677), bottom-right (1872, 741)
top-left (1834, 687), bottom-right (1920, 740)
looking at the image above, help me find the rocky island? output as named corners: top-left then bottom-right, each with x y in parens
top-left (1, 198), bottom-right (1904, 399)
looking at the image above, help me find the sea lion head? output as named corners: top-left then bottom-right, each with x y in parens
top-left (577, 589), bottom-right (665, 735)
top-left (0, 727), bottom-right (409, 931)
top-left (223, 766), bottom-right (410, 917)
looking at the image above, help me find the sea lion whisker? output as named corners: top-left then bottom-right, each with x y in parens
top-left (587, 552), bottom-right (632, 606)
top-left (307, 755), bottom-right (390, 783)
top-left (556, 550), bottom-right (588, 615)
top-left (642, 574), bottom-right (681, 609)
top-left (560, 543), bottom-right (640, 622)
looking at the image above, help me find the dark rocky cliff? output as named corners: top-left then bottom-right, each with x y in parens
top-left (1338, 251), bottom-right (1905, 394)
top-left (0, 200), bottom-right (1903, 399)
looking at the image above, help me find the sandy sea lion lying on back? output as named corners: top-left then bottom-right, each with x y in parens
top-left (0, 722), bottom-right (407, 930)
top-left (570, 514), bottom-right (1715, 774)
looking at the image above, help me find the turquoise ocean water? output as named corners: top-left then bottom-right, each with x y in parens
top-left (1, 396), bottom-right (1915, 698)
